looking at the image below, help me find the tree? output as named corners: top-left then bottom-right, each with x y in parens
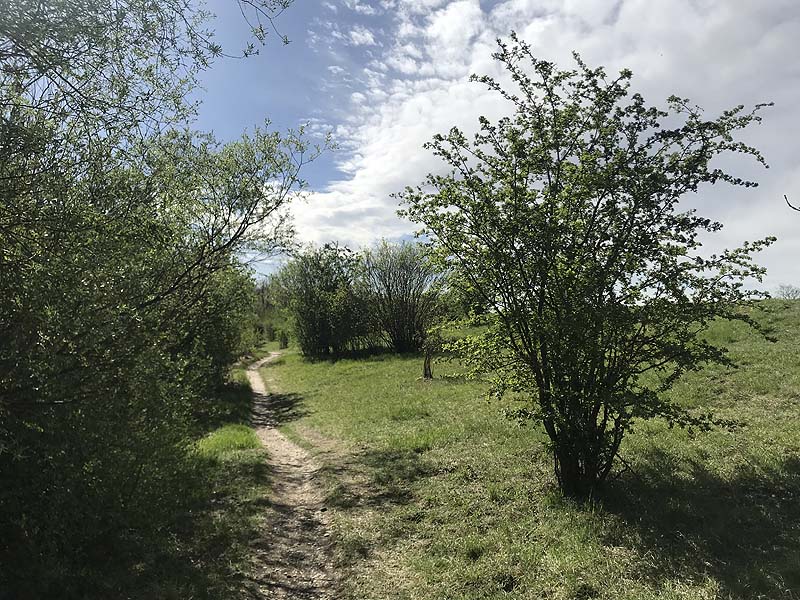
top-left (400, 34), bottom-right (774, 499)
top-left (776, 284), bottom-right (800, 300)
top-left (275, 244), bottom-right (370, 358)
top-left (362, 241), bottom-right (442, 353)
top-left (0, 0), bottom-right (293, 140)
top-left (253, 274), bottom-right (297, 343)
top-left (0, 0), bottom-right (314, 594)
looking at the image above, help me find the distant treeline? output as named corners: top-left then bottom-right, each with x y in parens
top-left (256, 241), bottom-right (483, 359)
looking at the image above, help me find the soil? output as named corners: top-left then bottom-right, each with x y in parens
top-left (246, 353), bottom-right (335, 599)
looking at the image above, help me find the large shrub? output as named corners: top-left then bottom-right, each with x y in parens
top-left (0, 0), bottom-right (311, 594)
top-left (362, 241), bottom-right (442, 353)
top-left (401, 35), bottom-right (773, 498)
top-left (276, 244), bottom-right (371, 358)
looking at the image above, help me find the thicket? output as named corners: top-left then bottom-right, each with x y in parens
top-left (253, 276), bottom-right (294, 345)
top-left (362, 241), bottom-right (442, 353)
top-left (0, 0), bottom-right (311, 596)
top-left (274, 241), bottom-right (443, 358)
top-left (274, 244), bottom-right (373, 358)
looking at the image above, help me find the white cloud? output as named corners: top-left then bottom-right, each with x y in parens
top-left (423, 0), bottom-right (485, 76)
top-left (343, 0), bottom-right (380, 15)
top-left (293, 0), bottom-right (800, 289)
top-left (386, 54), bottom-right (419, 74)
top-left (349, 25), bottom-right (378, 46)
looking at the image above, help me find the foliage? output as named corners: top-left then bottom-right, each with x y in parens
top-left (279, 330), bottom-right (290, 349)
top-left (253, 275), bottom-right (293, 343)
top-left (361, 241), bottom-right (442, 353)
top-left (0, 0), bottom-right (312, 596)
top-left (273, 241), bottom-right (447, 358)
top-left (400, 34), bottom-right (774, 498)
top-left (437, 272), bottom-right (492, 321)
top-left (275, 244), bottom-right (371, 358)
top-left (0, 0), bottom-right (293, 138)
top-left (776, 284), bottom-right (800, 300)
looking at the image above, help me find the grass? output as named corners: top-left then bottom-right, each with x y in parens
top-left (262, 300), bottom-right (800, 600)
top-left (179, 358), bottom-right (277, 599)
top-left (197, 423), bottom-right (261, 455)
top-left (134, 358), bottom-right (275, 599)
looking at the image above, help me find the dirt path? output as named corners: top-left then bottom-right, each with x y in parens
top-left (246, 353), bottom-right (335, 599)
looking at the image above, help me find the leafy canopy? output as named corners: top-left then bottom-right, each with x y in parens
top-left (400, 34), bottom-right (774, 497)
top-left (0, 0), bottom-right (318, 594)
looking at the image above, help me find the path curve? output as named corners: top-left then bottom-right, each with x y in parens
top-left (246, 353), bottom-right (335, 599)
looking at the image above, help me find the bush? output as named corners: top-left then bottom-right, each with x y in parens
top-left (776, 284), bottom-right (800, 300)
top-left (275, 244), bottom-right (371, 358)
top-left (401, 35), bottom-right (773, 498)
top-left (362, 241), bottom-right (442, 353)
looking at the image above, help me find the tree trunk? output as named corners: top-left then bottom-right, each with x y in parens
top-left (423, 348), bottom-right (433, 379)
top-left (552, 439), bottom-right (605, 500)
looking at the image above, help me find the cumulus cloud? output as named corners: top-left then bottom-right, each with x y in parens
top-left (349, 24), bottom-right (378, 46)
top-left (294, 0), bottom-right (800, 288)
top-left (343, 0), bottom-right (380, 15)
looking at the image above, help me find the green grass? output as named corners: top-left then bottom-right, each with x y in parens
top-left (263, 300), bottom-right (800, 600)
top-left (180, 364), bottom-right (276, 600)
top-left (190, 420), bottom-right (271, 576)
top-left (197, 423), bottom-right (261, 456)
top-left (134, 363), bottom-right (274, 599)
top-left (89, 374), bottom-right (273, 599)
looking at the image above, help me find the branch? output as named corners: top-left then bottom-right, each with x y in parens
top-left (785, 195), bottom-right (800, 212)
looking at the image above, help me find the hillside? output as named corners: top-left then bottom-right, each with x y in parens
top-left (262, 300), bottom-right (800, 600)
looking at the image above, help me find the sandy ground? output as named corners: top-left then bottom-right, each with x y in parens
top-left (246, 353), bottom-right (335, 599)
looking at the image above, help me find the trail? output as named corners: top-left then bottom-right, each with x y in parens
top-left (246, 353), bottom-right (335, 599)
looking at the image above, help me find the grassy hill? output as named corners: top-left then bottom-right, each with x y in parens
top-left (263, 300), bottom-right (800, 600)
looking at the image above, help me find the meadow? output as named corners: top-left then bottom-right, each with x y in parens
top-left (260, 300), bottom-right (800, 600)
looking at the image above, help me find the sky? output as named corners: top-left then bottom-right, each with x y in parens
top-left (196, 0), bottom-right (800, 289)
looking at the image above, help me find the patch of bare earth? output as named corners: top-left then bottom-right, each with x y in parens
top-left (246, 353), bottom-right (335, 599)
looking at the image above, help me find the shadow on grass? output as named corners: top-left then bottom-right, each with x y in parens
top-left (150, 453), bottom-right (274, 600)
top-left (316, 447), bottom-right (434, 565)
top-left (301, 346), bottom-right (400, 363)
top-left (122, 379), bottom-right (297, 598)
top-left (604, 447), bottom-right (800, 598)
top-left (322, 447), bottom-right (433, 512)
top-left (1, 448), bottom-right (277, 600)
top-left (194, 379), bottom-right (253, 432)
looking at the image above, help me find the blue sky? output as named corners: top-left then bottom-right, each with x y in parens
top-left (195, 0), bottom-right (800, 289)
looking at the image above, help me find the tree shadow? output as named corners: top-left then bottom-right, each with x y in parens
top-left (242, 477), bottom-right (334, 599)
top-left (251, 390), bottom-right (308, 427)
top-left (157, 455), bottom-right (275, 599)
top-left (321, 447), bottom-right (433, 511)
top-left (194, 379), bottom-right (254, 431)
top-left (603, 447), bottom-right (800, 598)
top-left (301, 346), bottom-right (399, 363)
